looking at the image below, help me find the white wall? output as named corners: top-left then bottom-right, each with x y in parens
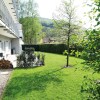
top-left (11, 38), bottom-right (24, 54)
top-left (0, 35), bottom-right (23, 67)
top-left (0, 34), bottom-right (11, 58)
top-left (19, 38), bottom-right (24, 54)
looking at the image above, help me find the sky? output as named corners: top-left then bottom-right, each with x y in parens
top-left (35, 0), bottom-right (92, 28)
top-left (35, 0), bottom-right (91, 18)
top-left (22, 0), bottom-right (93, 28)
top-left (35, 0), bottom-right (62, 19)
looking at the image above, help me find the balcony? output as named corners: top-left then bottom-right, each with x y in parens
top-left (3, 0), bottom-right (19, 22)
top-left (16, 23), bottom-right (23, 38)
top-left (12, 0), bottom-right (19, 19)
top-left (0, 0), bottom-right (19, 38)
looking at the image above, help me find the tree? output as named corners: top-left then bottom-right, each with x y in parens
top-left (81, 1), bottom-right (100, 99)
top-left (19, 0), bottom-right (42, 44)
top-left (20, 17), bottom-right (42, 44)
top-left (82, 0), bottom-right (100, 71)
top-left (19, 0), bottom-right (38, 18)
top-left (53, 0), bottom-right (81, 67)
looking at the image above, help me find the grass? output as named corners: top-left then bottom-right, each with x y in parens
top-left (2, 53), bottom-right (100, 100)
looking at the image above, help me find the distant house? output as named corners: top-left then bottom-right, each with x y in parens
top-left (43, 37), bottom-right (51, 43)
top-left (43, 37), bottom-right (56, 44)
top-left (0, 0), bottom-right (24, 67)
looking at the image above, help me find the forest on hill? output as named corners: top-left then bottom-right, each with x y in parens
top-left (39, 17), bottom-right (54, 28)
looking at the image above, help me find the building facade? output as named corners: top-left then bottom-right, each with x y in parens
top-left (0, 0), bottom-right (24, 67)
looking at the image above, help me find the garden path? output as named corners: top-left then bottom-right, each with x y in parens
top-left (0, 69), bottom-right (12, 99)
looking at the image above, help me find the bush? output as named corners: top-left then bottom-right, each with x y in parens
top-left (81, 76), bottom-right (100, 100)
top-left (82, 30), bottom-right (100, 71)
top-left (39, 44), bottom-right (65, 54)
top-left (75, 51), bottom-right (81, 57)
top-left (17, 48), bottom-right (45, 68)
top-left (22, 44), bottom-right (83, 55)
top-left (0, 59), bottom-right (13, 69)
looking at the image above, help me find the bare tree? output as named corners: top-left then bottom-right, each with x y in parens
top-left (53, 0), bottom-right (80, 67)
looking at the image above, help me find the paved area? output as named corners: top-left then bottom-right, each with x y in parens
top-left (0, 69), bottom-right (12, 99)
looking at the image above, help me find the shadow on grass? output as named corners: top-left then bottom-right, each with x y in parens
top-left (47, 67), bottom-right (65, 74)
top-left (4, 68), bottom-right (65, 98)
top-left (14, 65), bottom-right (44, 70)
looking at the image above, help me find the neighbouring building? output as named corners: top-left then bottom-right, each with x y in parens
top-left (0, 0), bottom-right (24, 67)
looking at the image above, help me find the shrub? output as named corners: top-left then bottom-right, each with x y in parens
top-left (81, 76), bottom-right (100, 100)
top-left (63, 50), bottom-right (81, 58)
top-left (70, 50), bottom-right (75, 56)
top-left (0, 59), bottom-right (13, 69)
top-left (17, 48), bottom-right (45, 68)
top-left (75, 51), bottom-right (81, 58)
top-left (82, 30), bottom-right (100, 71)
top-left (22, 44), bottom-right (83, 55)
top-left (63, 50), bottom-right (68, 55)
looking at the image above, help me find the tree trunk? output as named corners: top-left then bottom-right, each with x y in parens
top-left (66, 31), bottom-right (70, 67)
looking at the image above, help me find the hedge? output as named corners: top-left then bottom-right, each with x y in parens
top-left (22, 44), bottom-right (83, 54)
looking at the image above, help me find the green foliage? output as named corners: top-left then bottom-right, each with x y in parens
top-left (63, 50), bottom-right (68, 55)
top-left (20, 17), bottom-right (42, 44)
top-left (81, 76), bottom-right (100, 100)
top-left (22, 44), bottom-right (83, 55)
top-left (42, 27), bottom-right (58, 38)
top-left (75, 51), bottom-right (81, 58)
top-left (17, 48), bottom-right (45, 67)
top-left (81, 51), bottom-right (89, 60)
top-left (70, 50), bottom-right (75, 56)
top-left (63, 50), bottom-right (81, 57)
top-left (40, 18), bottom-right (59, 42)
top-left (81, 1), bottom-right (100, 99)
top-left (53, 0), bottom-right (82, 66)
top-left (82, 29), bottom-right (100, 71)
top-left (39, 44), bottom-right (83, 55)
top-left (82, 0), bottom-right (100, 72)
top-left (19, 0), bottom-right (42, 44)
top-left (0, 59), bottom-right (13, 69)
top-left (17, 49), bottom-right (35, 67)
top-left (39, 44), bottom-right (67, 54)
top-left (2, 53), bottom-right (100, 100)
top-left (40, 17), bottom-right (54, 28)
top-left (19, 0), bottom-right (38, 18)
top-left (70, 33), bottom-right (84, 46)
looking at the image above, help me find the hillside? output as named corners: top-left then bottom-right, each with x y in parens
top-left (39, 17), bottom-right (54, 28)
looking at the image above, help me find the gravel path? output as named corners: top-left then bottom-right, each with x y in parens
top-left (0, 69), bottom-right (12, 99)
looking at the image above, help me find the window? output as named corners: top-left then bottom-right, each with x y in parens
top-left (1, 42), bottom-right (3, 51)
top-left (0, 41), bottom-right (3, 53)
top-left (9, 41), bottom-right (11, 49)
top-left (0, 41), bottom-right (1, 52)
top-left (3, 41), bottom-right (6, 51)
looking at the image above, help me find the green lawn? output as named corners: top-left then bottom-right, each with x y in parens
top-left (2, 53), bottom-right (100, 100)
